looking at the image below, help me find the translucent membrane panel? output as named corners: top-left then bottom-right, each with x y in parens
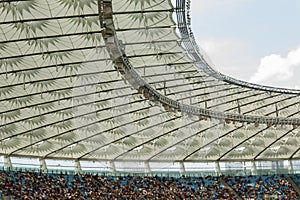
top-left (80, 161), bottom-right (110, 171)
top-left (184, 162), bottom-right (215, 172)
top-left (46, 159), bottom-right (74, 171)
top-left (10, 157), bottom-right (39, 169)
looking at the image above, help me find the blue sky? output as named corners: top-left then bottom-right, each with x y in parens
top-left (191, 0), bottom-right (300, 88)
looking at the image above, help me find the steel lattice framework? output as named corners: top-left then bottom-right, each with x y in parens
top-left (1, 0), bottom-right (300, 172)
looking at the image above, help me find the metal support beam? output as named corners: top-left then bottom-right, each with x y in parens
top-left (75, 160), bottom-right (82, 174)
top-left (4, 156), bottom-right (12, 170)
top-left (39, 158), bottom-right (47, 172)
top-left (251, 161), bottom-right (257, 175)
top-left (289, 160), bottom-right (294, 174)
top-left (110, 161), bottom-right (116, 173)
top-left (215, 162), bottom-right (221, 176)
top-left (179, 162), bottom-right (186, 176)
top-left (144, 162), bottom-right (151, 175)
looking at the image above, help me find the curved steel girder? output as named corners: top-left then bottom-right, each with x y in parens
top-left (176, 0), bottom-right (300, 95)
top-left (98, 0), bottom-right (300, 129)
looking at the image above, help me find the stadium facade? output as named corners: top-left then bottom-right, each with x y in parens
top-left (1, 0), bottom-right (300, 176)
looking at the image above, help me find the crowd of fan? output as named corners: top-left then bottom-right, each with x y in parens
top-left (0, 170), bottom-right (299, 199)
top-left (223, 174), bottom-right (299, 199)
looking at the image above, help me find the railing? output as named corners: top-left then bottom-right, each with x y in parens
top-left (98, 0), bottom-right (300, 127)
top-left (4, 156), bottom-right (300, 176)
top-left (0, 165), bottom-right (299, 177)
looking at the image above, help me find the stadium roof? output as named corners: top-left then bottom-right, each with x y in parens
top-left (1, 0), bottom-right (300, 170)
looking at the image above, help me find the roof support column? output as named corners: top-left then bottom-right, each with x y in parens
top-left (251, 161), bottom-right (257, 175)
top-left (75, 160), bottom-right (82, 174)
top-left (144, 162), bottom-right (151, 175)
top-left (215, 162), bottom-right (221, 176)
top-left (110, 161), bottom-right (116, 174)
top-left (179, 162), bottom-right (186, 176)
top-left (39, 158), bottom-right (47, 172)
top-left (4, 156), bottom-right (12, 170)
top-left (289, 160), bottom-right (294, 174)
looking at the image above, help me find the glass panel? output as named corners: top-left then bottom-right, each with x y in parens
top-left (46, 159), bottom-right (74, 172)
top-left (10, 157), bottom-right (39, 170)
top-left (80, 161), bottom-right (110, 172)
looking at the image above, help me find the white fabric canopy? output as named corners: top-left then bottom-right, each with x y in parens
top-left (1, 0), bottom-right (300, 167)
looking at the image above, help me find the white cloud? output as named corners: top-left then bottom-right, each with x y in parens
top-left (250, 45), bottom-right (300, 84)
top-left (194, 37), bottom-right (300, 89)
top-left (196, 37), bottom-right (300, 88)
